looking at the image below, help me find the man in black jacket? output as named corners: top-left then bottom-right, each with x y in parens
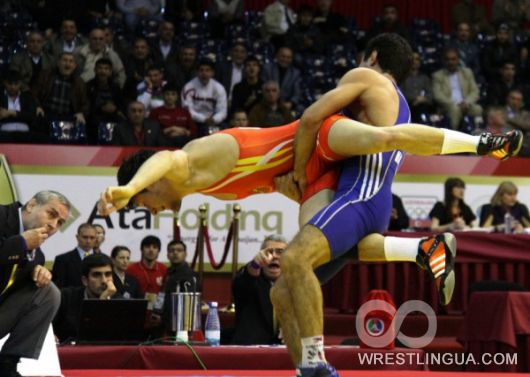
top-left (0, 70), bottom-right (44, 143)
top-left (159, 240), bottom-right (200, 334)
top-left (53, 253), bottom-right (118, 342)
top-left (52, 223), bottom-right (97, 288)
top-left (231, 234), bottom-right (286, 345)
top-left (0, 191), bottom-right (71, 377)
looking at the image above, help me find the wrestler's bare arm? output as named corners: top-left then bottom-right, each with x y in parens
top-left (294, 68), bottom-right (381, 192)
top-left (98, 150), bottom-right (189, 215)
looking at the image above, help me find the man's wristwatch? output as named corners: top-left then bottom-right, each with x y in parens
top-left (249, 260), bottom-right (261, 270)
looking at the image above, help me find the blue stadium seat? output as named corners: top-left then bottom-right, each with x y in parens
top-left (97, 122), bottom-right (117, 145)
top-left (249, 40), bottom-right (274, 64)
top-left (50, 121), bottom-right (87, 144)
top-left (244, 10), bottom-right (263, 38)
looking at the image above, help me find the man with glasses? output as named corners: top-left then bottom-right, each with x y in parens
top-left (231, 234), bottom-right (286, 345)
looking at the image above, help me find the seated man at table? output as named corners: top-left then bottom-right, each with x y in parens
top-left (52, 254), bottom-right (118, 343)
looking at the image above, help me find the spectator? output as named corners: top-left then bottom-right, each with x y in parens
top-left (124, 38), bottom-right (157, 99)
top-left (111, 245), bottom-right (142, 299)
top-left (231, 234), bottom-right (285, 345)
top-left (262, 46), bottom-right (302, 113)
top-left (484, 106), bottom-right (512, 134)
top-left (481, 181), bottom-right (530, 232)
top-left (86, 0), bottom-right (117, 23)
top-left (75, 27), bottom-right (126, 88)
top-left (149, 82), bottom-right (197, 147)
top-left (216, 42), bottom-right (248, 102)
top-left (92, 224), bottom-right (106, 254)
top-left (505, 89), bottom-right (530, 156)
top-left (33, 52), bottom-right (89, 127)
top-left (86, 58), bottom-right (126, 143)
top-left (159, 240), bottom-right (201, 333)
top-left (432, 47), bottom-right (482, 130)
top-left (451, 0), bottom-right (494, 35)
top-left (429, 177), bottom-right (476, 232)
top-left (207, 0), bottom-right (245, 38)
top-left (486, 61), bottom-right (519, 107)
top-left (447, 22), bottom-right (481, 74)
top-left (169, 45), bottom-right (197, 92)
top-left (127, 235), bottom-right (168, 311)
top-left (366, 4), bottom-right (410, 43)
top-left (115, 0), bottom-right (162, 36)
top-left (163, 240), bottom-right (200, 293)
top-left (52, 223), bottom-right (97, 288)
top-left (248, 80), bottom-right (293, 127)
top-left (112, 101), bottom-right (163, 146)
top-left (388, 193), bottom-right (410, 231)
top-left (164, 0), bottom-right (204, 24)
top-left (401, 52), bottom-right (434, 122)
top-left (136, 65), bottom-right (167, 116)
top-left (53, 254), bottom-right (119, 342)
top-left (46, 19), bottom-right (87, 60)
top-left (482, 23), bottom-right (519, 81)
top-left (286, 5), bottom-right (323, 56)
top-left (9, 31), bottom-right (55, 90)
top-left (102, 26), bottom-right (130, 62)
top-left (492, 0), bottom-right (530, 33)
top-left (231, 56), bottom-right (263, 114)
top-left (230, 109), bottom-right (249, 127)
top-left (312, 0), bottom-right (349, 46)
top-left (0, 191), bottom-right (70, 377)
top-left (261, 0), bottom-right (296, 49)
top-left (0, 70), bottom-right (43, 143)
top-left (151, 21), bottom-right (179, 72)
top-left (181, 59), bottom-right (227, 136)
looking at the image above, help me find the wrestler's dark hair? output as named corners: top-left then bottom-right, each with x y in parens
top-left (364, 33), bottom-right (413, 84)
top-left (117, 149), bottom-right (157, 186)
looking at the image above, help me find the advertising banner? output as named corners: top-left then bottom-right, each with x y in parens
top-left (3, 145), bottom-right (530, 265)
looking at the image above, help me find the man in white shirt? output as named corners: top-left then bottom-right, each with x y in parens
top-left (262, 0), bottom-right (296, 48)
top-left (181, 59), bottom-right (227, 136)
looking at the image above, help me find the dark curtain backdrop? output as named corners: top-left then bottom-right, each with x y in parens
top-left (242, 0), bottom-right (493, 33)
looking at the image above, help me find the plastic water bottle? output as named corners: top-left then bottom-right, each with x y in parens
top-left (205, 301), bottom-right (221, 346)
top-left (504, 212), bottom-right (514, 234)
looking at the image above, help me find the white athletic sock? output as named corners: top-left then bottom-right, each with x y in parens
top-left (384, 236), bottom-right (422, 262)
top-left (300, 336), bottom-right (327, 367)
top-left (440, 129), bottom-right (480, 154)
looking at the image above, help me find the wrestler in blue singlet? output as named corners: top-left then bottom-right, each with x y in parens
top-left (309, 83), bottom-right (411, 258)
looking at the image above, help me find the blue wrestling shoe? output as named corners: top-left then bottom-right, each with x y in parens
top-left (296, 363), bottom-right (339, 377)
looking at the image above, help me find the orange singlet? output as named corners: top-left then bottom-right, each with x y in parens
top-left (198, 115), bottom-right (347, 202)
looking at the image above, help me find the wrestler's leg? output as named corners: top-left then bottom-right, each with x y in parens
top-left (270, 277), bottom-right (301, 364)
top-left (275, 225), bottom-right (331, 366)
top-left (357, 233), bottom-right (423, 262)
top-left (327, 118), bottom-right (481, 156)
top-left (299, 189), bottom-right (334, 227)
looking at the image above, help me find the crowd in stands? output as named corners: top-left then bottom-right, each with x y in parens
top-left (0, 0), bottom-right (528, 155)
